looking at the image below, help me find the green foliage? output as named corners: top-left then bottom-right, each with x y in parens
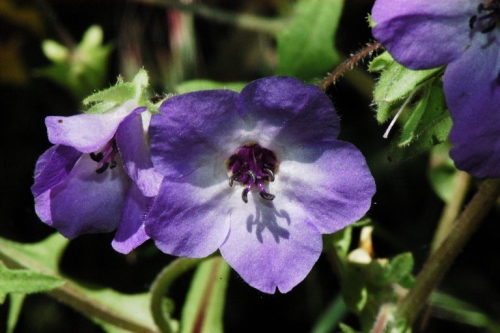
top-left (370, 51), bottom-right (443, 124)
top-left (38, 25), bottom-right (113, 100)
top-left (428, 144), bottom-right (460, 203)
top-left (6, 294), bottom-right (25, 333)
top-left (180, 257), bottom-right (230, 333)
top-left (339, 322), bottom-right (358, 333)
top-left (175, 80), bottom-right (247, 94)
top-left (0, 262), bottom-right (64, 302)
top-left (0, 234), bottom-right (157, 333)
top-left (83, 69), bottom-right (156, 114)
top-left (276, 0), bottom-right (343, 81)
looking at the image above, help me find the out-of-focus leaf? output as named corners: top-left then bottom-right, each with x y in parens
top-left (0, 0), bottom-right (43, 33)
top-left (0, 234), bottom-right (158, 333)
top-left (175, 80), bottom-right (246, 94)
top-left (276, 0), bottom-right (343, 81)
top-left (339, 322), bottom-right (358, 333)
top-left (38, 25), bottom-right (113, 100)
top-left (388, 252), bottom-right (413, 285)
top-left (429, 143), bottom-right (460, 203)
top-left (0, 37), bottom-right (28, 85)
top-left (180, 256), bottom-right (230, 333)
top-left (311, 295), bottom-right (347, 333)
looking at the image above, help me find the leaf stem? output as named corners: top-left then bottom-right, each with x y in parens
top-left (150, 257), bottom-right (206, 333)
top-left (131, 0), bottom-right (286, 35)
top-left (397, 178), bottom-right (500, 325)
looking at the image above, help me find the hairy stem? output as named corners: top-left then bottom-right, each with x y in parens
top-left (397, 178), bottom-right (500, 325)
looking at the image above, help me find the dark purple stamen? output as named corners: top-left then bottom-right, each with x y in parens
top-left (227, 143), bottom-right (278, 203)
top-left (90, 138), bottom-right (119, 174)
top-left (469, 1), bottom-right (500, 33)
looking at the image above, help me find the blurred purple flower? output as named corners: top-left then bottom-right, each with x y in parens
top-left (372, 0), bottom-right (500, 178)
top-left (145, 77), bottom-right (376, 293)
top-left (31, 100), bottom-right (163, 253)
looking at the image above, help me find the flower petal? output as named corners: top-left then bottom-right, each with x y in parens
top-left (237, 76), bottom-right (340, 146)
top-left (219, 198), bottom-right (322, 294)
top-left (112, 182), bottom-right (151, 254)
top-left (151, 90), bottom-right (241, 177)
top-left (145, 163), bottom-right (231, 257)
top-left (276, 141), bottom-right (376, 233)
top-left (36, 153), bottom-right (130, 238)
top-left (372, 0), bottom-right (475, 69)
top-left (117, 109), bottom-right (163, 197)
top-left (46, 100), bottom-right (138, 153)
top-left (446, 39), bottom-right (500, 178)
top-left (31, 145), bottom-right (82, 197)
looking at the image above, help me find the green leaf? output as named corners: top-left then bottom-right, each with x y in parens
top-left (388, 111), bottom-right (452, 163)
top-left (0, 262), bottom-right (64, 299)
top-left (388, 253), bottom-right (414, 284)
top-left (7, 294), bottom-right (25, 333)
top-left (175, 80), bottom-right (247, 94)
top-left (38, 25), bottom-right (113, 100)
top-left (180, 257), bottom-right (230, 333)
top-left (0, 234), bottom-right (158, 333)
top-left (311, 295), bottom-right (347, 333)
top-left (276, 0), bottom-right (343, 81)
top-left (429, 143), bottom-right (460, 203)
top-left (339, 322), bottom-right (358, 333)
top-left (371, 51), bottom-right (443, 123)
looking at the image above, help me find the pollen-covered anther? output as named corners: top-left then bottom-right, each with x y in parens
top-left (226, 143), bottom-right (278, 203)
top-left (91, 138), bottom-right (119, 174)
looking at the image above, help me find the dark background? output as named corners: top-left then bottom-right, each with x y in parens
top-left (1, 0), bottom-right (499, 332)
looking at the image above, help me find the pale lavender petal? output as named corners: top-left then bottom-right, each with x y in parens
top-left (372, 0), bottom-right (476, 69)
top-left (237, 76), bottom-right (339, 145)
top-left (31, 145), bottom-right (82, 197)
top-left (39, 153), bottom-right (130, 238)
top-left (446, 38), bottom-right (500, 178)
top-left (145, 163), bottom-right (231, 257)
top-left (117, 109), bottom-right (163, 197)
top-left (276, 141), bottom-right (376, 233)
top-left (112, 182), bottom-right (151, 254)
top-left (151, 90), bottom-right (241, 178)
top-left (219, 199), bottom-right (322, 294)
top-left (46, 100), bottom-right (138, 153)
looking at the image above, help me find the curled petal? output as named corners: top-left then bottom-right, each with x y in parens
top-left (36, 154), bottom-right (130, 239)
top-left (446, 39), bottom-right (500, 178)
top-left (372, 0), bottom-right (476, 69)
top-left (112, 182), bottom-right (151, 254)
top-left (31, 145), bottom-right (82, 197)
top-left (46, 100), bottom-right (139, 153)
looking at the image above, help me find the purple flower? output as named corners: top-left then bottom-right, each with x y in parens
top-left (31, 100), bottom-right (163, 253)
top-left (145, 77), bottom-right (376, 293)
top-left (372, 0), bottom-right (500, 178)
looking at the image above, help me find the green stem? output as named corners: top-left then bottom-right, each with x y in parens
top-left (150, 257), bottom-right (206, 333)
top-left (397, 178), bottom-right (500, 325)
top-left (430, 171), bottom-right (471, 253)
top-left (132, 0), bottom-right (286, 35)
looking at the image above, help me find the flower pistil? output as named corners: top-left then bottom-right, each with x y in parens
top-left (226, 143), bottom-right (278, 203)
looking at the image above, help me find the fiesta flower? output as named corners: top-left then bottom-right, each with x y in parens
top-left (372, 0), bottom-right (500, 178)
top-left (31, 100), bottom-right (163, 253)
top-left (145, 77), bottom-right (376, 293)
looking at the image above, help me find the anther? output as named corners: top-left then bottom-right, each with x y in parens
top-left (90, 152), bottom-right (104, 162)
top-left (259, 192), bottom-right (275, 201)
top-left (241, 188), bottom-right (250, 203)
top-left (263, 168), bottom-right (275, 181)
top-left (229, 173), bottom-right (240, 187)
top-left (96, 162), bottom-right (109, 174)
top-left (470, 15), bottom-right (477, 29)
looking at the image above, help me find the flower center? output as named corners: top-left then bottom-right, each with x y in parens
top-left (226, 143), bottom-right (278, 203)
top-left (469, 1), bottom-right (500, 33)
top-left (90, 138), bottom-right (119, 174)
